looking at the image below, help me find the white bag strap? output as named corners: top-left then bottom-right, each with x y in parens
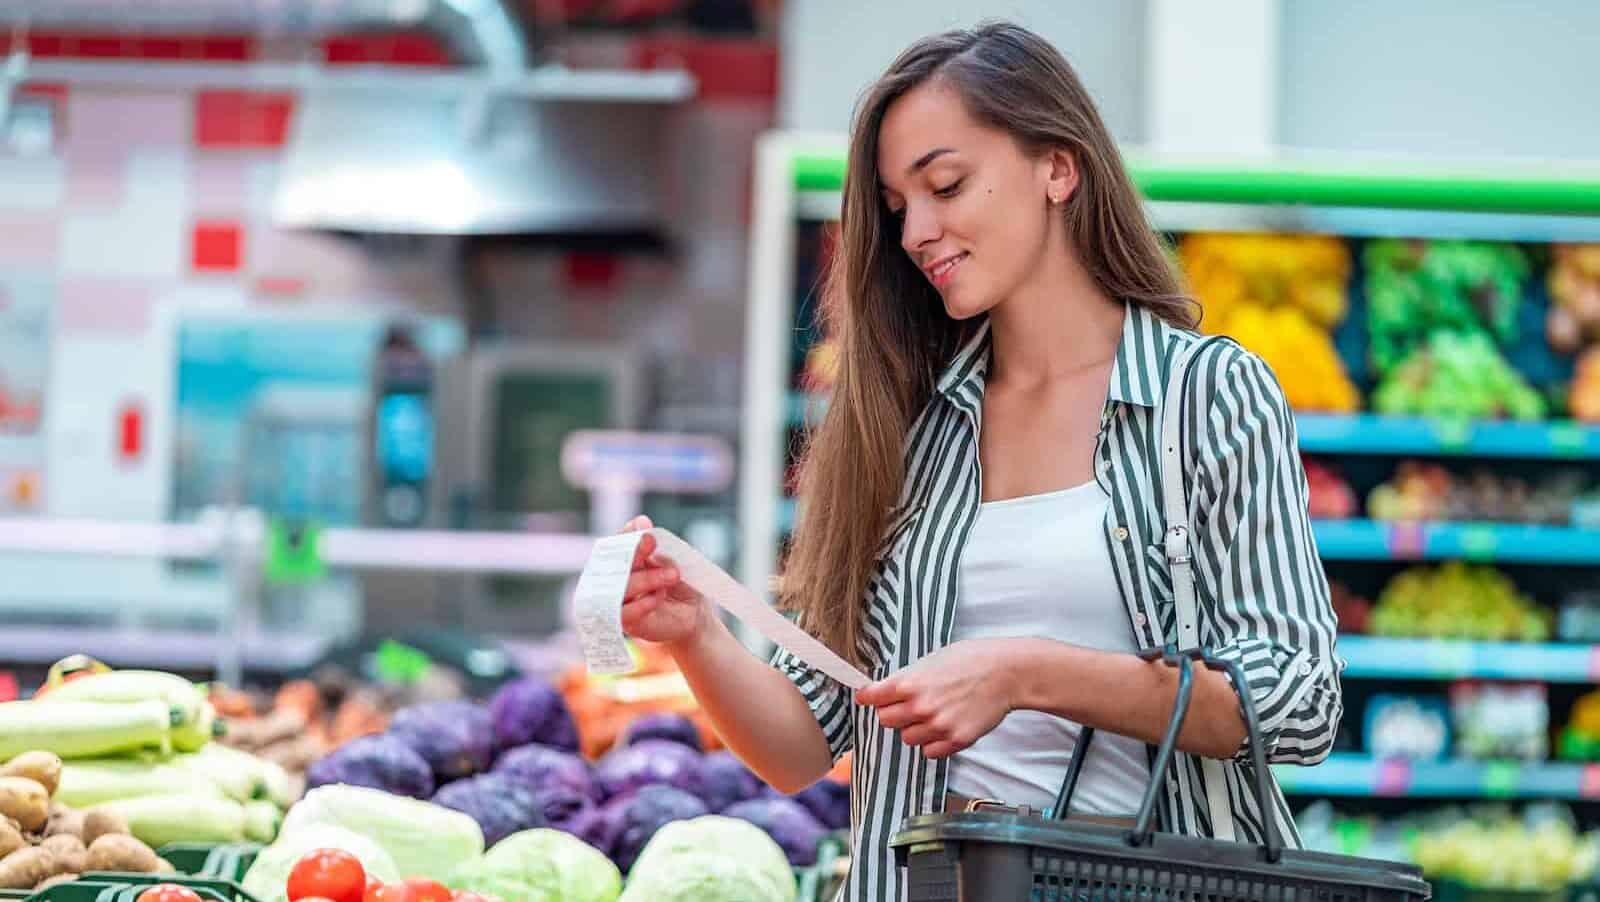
top-left (1159, 338), bottom-right (1237, 842)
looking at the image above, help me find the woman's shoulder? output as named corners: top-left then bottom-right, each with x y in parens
top-left (1166, 330), bottom-right (1292, 415)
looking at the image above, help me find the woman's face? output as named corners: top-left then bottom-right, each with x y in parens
top-left (876, 79), bottom-right (1062, 321)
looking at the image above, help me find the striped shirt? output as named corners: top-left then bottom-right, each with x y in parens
top-left (773, 301), bottom-right (1344, 902)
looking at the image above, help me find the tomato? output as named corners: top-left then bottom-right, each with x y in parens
top-left (287, 848), bottom-right (367, 902)
top-left (137, 886), bottom-right (204, 902)
top-left (450, 894), bottom-right (501, 902)
top-left (363, 884), bottom-right (415, 902)
top-left (401, 879), bottom-right (451, 902)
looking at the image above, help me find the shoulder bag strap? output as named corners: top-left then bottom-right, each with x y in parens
top-left (1159, 336), bottom-right (1237, 842)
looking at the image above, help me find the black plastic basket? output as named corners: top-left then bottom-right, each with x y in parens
top-left (890, 646), bottom-right (1433, 902)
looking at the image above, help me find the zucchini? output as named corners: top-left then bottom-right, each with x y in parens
top-left (93, 795), bottom-right (246, 847)
top-left (242, 800), bottom-right (282, 843)
top-left (170, 744), bottom-right (267, 802)
top-left (172, 700), bottom-right (217, 753)
top-left (56, 759), bottom-right (227, 809)
top-left (0, 700), bottom-right (177, 761)
top-left (42, 670), bottom-right (203, 729)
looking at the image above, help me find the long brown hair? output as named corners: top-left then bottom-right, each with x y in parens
top-left (780, 21), bottom-right (1199, 667)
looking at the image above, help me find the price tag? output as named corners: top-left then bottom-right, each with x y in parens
top-left (1376, 758), bottom-right (1411, 796)
top-left (1482, 761), bottom-right (1520, 798)
top-left (1430, 418), bottom-right (1473, 451)
top-left (1434, 642), bottom-right (1474, 678)
top-left (1548, 423), bottom-right (1588, 458)
top-left (1582, 764), bottom-right (1600, 800)
top-left (1586, 647), bottom-right (1600, 683)
top-left (1459, 526), bottom-right (1499, 561)
top-left (1386, 522), bottom-right (1427, 559)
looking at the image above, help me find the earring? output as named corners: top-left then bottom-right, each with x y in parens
top-left (1049, 191), bottom-right (1063, 204)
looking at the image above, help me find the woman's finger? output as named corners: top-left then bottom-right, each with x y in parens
top-left (922, 740), bottom-right (964, 760)
top-left (624, 566), bottom-right (678, 601)
top-left (899, 724), bottom-right (944, 747)
top-left (629, 532), bottom-right (658, 569)
top-left (855, 677), bottom-right (907, 708)
top-left (875, 701), bottom-right (921, 730)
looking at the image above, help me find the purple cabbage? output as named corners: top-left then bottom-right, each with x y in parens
top-left (488, 677), bottom-right (579, 754)
top-left (492, 743), bottom-right (597, 802)
top-left (387, 700), bottom-right (495, 782)
top-left (563, 799), bottom-right (622, 858)
top-left (698, 751), bottom-right (762, 813)
top-left (306, 734), bottom-right (434, 798)
top-left (531, 782), bottom-right (592, 826)
top-left (619, 712), bottom-right (702, 752)
top-left (593, 739), bottom-right (703, 801)
top-left (610, 785), bottom-right (708, 873)
top-left (723, 797), bottom-right (827, 866)
top-left (431, 772), bottom-right (544, 846)
top-left (789, 778), bottom-right (850, 831)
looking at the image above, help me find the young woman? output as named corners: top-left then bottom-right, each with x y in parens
top-left (617, 20), bottom-right (1341, 901)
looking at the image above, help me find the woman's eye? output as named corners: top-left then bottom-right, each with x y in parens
top-left (934, 178), bottom-right (965, 198)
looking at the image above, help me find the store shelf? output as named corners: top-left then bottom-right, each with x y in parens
top-left (788, 394), bottom-right (1600, 460)
top-left (793, 154), bottom-right (1600, 216)
top-left (1340, 636), bottom-right (1600, 682)
top-left (1274, 754), bottom-right (1599, 799)
top-left (1314, 519), bottom-right (1600, 564)
top-left (1296, 414), bottom-right (1600, 459)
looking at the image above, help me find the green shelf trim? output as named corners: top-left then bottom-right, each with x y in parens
top-left (790, 152), bottom-right (1600, 216)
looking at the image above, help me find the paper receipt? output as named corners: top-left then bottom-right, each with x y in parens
top-left (574, 528), bottom-right (870, 690)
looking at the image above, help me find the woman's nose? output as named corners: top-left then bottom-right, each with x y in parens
top-left (900, 202), bottom-right (941, 254)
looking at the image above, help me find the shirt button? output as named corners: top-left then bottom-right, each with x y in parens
top-left (1113, 526), bottom-right (1130, 542)
top-left (1100, 459), bottom-right (1113, 472)
top-left (1300, 661), bottom-right (1314, 676)
top-left (1134, 613), bottom-right (1148, 627)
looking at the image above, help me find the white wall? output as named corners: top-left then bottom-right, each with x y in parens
top-left (1279, 0), bottom-right (1600, 160)
top-left (778, 0), bottom-right (1148, 142)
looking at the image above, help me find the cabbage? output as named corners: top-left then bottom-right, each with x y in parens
top-left (784, 778), bottom-right (850, 830)
top-left (432, 773), bottom-right (545, 845)
top-left (619, 713), bottom-right (702, 752)
top-left (449, 828), bottom-right (620, 902)
top-left (622, 816), bottom-right (794, 902)
top-left (594, 740), bottom-right (702, 800)
top-left (494, 743), bottom-right (597, 802)
top-left (722, 798), bottom-right (826, 865)
top-left (283, 784), bottom-right (484, 882)
top-left (697, 752), bottom-right (761, 813)
top-left (307, 734), bottom-right (434, 799)
top-left (489, 678), bottom-right (579, 754)
top-left (389, 701), bottom-right (495, 781)
top-left (608, 785), bottom-right (708, 873)
top-left (242, 824), bottom-right (401, 902)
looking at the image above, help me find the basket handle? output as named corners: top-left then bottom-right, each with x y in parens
top-left (1051, 644), bottom-right (1283, 863)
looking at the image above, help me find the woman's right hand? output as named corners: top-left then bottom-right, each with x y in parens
top-left (617, 515), bottom-right (710, 648)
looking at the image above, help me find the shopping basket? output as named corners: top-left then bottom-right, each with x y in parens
top-left (890, 646), bottom-right (1432, 902)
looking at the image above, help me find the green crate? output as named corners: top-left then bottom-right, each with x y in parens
top-left (154, 846), bottom-right (262, 883)
top-left (1431, 879), bottom-right (1563, 902)
top-left (796, 830), bottom-right (850, 902)
top-left (76, 874), bottom-right (260, 902)
top-left (20, 881), bottom-right (126, 902)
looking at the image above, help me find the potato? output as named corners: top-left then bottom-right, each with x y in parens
top-left (0, 846), bottom-right (57, 889)
top-left (156, 857), bottom-right (176, 873)
top-left (44, 803), bottom-right (84, 841)
top-left (0, 778), bottom-right (49, 833)
top-left (86, 834), bottom-right (162, 874)
top-left (0, 820), bottom-right (24, 859)
top-left (38, 835), bottom-right (86, 874)
top-left (36, 872), bottom-right (77, 891)
top-left (80, 808), bottom-right (126, 847)
top-left (0, 752), bottom-right (62, 798)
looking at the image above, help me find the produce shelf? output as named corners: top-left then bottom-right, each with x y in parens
top-left (1274, 754), bottom-right (1599, 800)
top-left (1340, 636), bottom-right (1600, 682)
top-left (1313, 519), bottom-right (1600, 565)
top-left (1297, 413), bottom-right (1600, 459)
top-left (789, 394), bottom-right (1600, 460)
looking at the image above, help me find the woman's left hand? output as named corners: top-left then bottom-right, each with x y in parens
top-left (855, 639), bottom-right (1019, 759)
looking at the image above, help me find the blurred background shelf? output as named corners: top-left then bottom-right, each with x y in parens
top-left (1274, 754), bottom-right (1598, 799)
top-left (1340, 636), bottom-right (1600, 682)
top-left (1297, 414), bottom-right (1600, 459)
top-left (1313, 519), bottom-right (1600, 565)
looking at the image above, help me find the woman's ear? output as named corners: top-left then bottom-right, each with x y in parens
top-left (1044, 147), bottom-right (1080, 205)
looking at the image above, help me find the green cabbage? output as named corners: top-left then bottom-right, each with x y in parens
top-left (621, 815), bottom-right (795, 902)
top-left (282, 784), bottom-right (484, 881)
top-left (242, 824), bottom-right (401, 902)
top-left (449, 829), bottom-right (621, 902)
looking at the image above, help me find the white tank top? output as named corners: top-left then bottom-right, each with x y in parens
top-left (948, 480), bottom-right (1151, 815)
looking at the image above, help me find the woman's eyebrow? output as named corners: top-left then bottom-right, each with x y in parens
top-left (906, 147), bottom-right (957, 176)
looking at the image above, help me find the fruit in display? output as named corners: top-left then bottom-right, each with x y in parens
top-left (1177, 233), bottom-right (1362, 412)
top-left (1559, 688), bottom-right (1600, 761)
top-left (1573, 346), bottom-right (1600, 421)
top-left (1368, 562), bottom-right (1548, 642)
top-left (1371, 331), bottom-right (1546, 420)
top-left (1303, 456), bottom-right (1357, 519)
top-left (1546, 243), bottom-right (1600, 354)
top-left (1411, 814), bottom-right (1598, 890)
top-left (1366, 461), bottom-right (1588, 525)
top-left (288, 848), bottom-right (368, 902)
top-left (1364, 239), bottom-right (1530, 376)
top-left (1329, 581), bottom-right (1372, 634)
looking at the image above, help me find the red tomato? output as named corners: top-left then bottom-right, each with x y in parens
top-left (287, 848), bottom-right (367, 902)
top-left (137, 886), bottom-right (204, 902)
top-left (450, 894), bottom-right (500, 902)
top-left (401, 879), bottom-right (451, 902)
top-left (364, 885), bottom-right (415, 902)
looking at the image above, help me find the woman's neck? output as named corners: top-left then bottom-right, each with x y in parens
top-left (986, 252), bottom-right (1124, 388)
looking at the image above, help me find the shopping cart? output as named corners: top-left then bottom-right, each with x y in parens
top-left (890, 646), bottom-right (1432, 902)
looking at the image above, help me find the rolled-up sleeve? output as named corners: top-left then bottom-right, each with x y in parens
top-left (770, 640), bottom-right (855, 763)
top-left (1190, 350), bottom-right (1344, 765)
